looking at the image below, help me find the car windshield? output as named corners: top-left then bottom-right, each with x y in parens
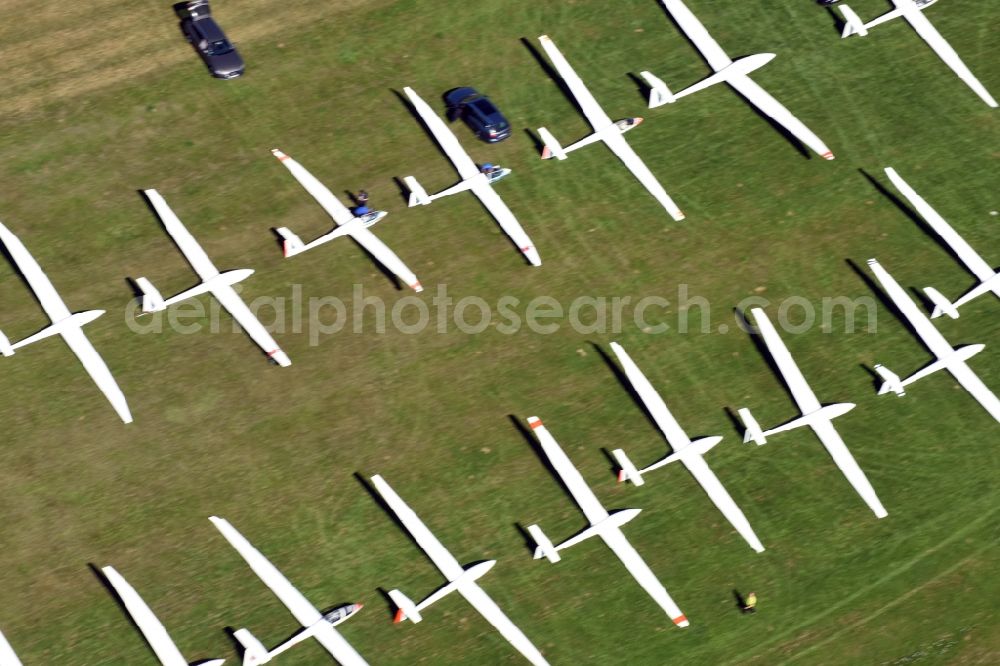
top-left (206, 39), bottom-right (234, 56)
top-left (471, 99), bottom-right (498, 116)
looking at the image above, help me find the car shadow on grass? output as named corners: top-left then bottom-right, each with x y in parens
top-left (171, 1), bottom-right (191, 19)
top-left (171, 2), bottom-right (208, 77)
top-left (440, 88), bottom-right (462, 123)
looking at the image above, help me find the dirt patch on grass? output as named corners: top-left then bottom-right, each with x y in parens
top-left (0, 0), bottom-right (386, 117)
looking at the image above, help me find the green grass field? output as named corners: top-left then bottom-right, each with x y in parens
top-left (0, 0), bottom-right (997, 663)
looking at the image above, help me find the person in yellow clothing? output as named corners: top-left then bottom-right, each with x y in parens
top-left (742, 592), bottom-right (757, 614)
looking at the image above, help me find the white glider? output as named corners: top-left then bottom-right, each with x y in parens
top-left (524, 417), bottom-right (690, 628)
top-left (101, 565), bottom-right (225, 666)
top-left (867, 258), bottom-right (1000, 423)
top-left (608, 342), bottom-right (764, 552)
top-left (134, 190), bottom-right (291, 367)
top-left (0, 221), bottom-right (132, 423)
top-left (271, 149), bottom-right (423, 292)
top-left (401, 86), bottom-right (541, 267)
top-left (370, 474), bottom-right (549, 666)
top-left (208, 516), bottom-right (367, 666)
top-left (0, 630), bottom-right (23, 666)
top-left (737, 309), bottom-right (887, 518)
top-left (535, 35), bottom-right (685, 221)
top-left (640, 0), bottom-right (835, 160)
top-left (838, 0), bottom-right (997, 108)
top-left (882, 167), bottom-right (1000, 318)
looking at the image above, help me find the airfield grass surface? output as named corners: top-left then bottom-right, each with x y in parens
top-left (0, 0), bottom-right (997, 663)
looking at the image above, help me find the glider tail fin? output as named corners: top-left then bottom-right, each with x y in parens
top-left (233, 628), bottom-right (271, 665)
top-left (639, 71), bottom-right (676, 108)
top-left (838, 5), bottom-right (869, 37)
top-left (526, 524), bottom-right (561, 563)
top-left (923, 286), bottom-right (959, 319)
top-left (0, 330), bottom-right (14, 357)
top-left (738, 408), bottom-right (767, 445)
top-left (874, 364), bottom-right (905, 396)
top-left (403, 176), bottom-right (431, 207)
top-left (388, 589), bottom-right (422, 624)
top-left (611, 448), bottom-right (644, 486)
top-left (134, 277), bottom-right (165, 313)
top-left (537, 127), bottom-right (567, 160)
top-left (275, 227), bottom-right (305, 258)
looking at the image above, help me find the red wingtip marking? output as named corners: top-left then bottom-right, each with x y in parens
top-left (267, 349), bottom-right (279, 357)
top-left (529, 418), bottom-right (543, 429)
top-left (673, 615), bottom-right (688, 626)
top-left (355, 603), bottom-right (364, 610)
top-left (617, 469), bottom-right (626, 483)
top-left (633, 117), bottom-right (644, 126)
top-left (521, 246), bottom-right (532, 253)
top-left (411, 281), bottom-right (423, 292)
top-left (822, 152), bottom-right (835, 160)
top-left (541, 147), bottom-right (552, 159)
top-left (393, 609), bottom-right (405, 624)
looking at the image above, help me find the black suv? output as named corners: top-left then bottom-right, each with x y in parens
top-left (445, 88), bottom-right (511, 142)
top-left (176, 1), bottom-right (244, 79)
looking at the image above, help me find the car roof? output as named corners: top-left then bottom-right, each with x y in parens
top-left (468, 98), bottom-right (505, 124)
top-left (446, 87), bottom-right (479, 105)
top-left (193, 17), bottom-right (226, 41)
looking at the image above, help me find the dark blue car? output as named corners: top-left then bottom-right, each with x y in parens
top-left (445, 87), bottom-right (511, 142)
top-left (176, 0), bottom-right (244, 79)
